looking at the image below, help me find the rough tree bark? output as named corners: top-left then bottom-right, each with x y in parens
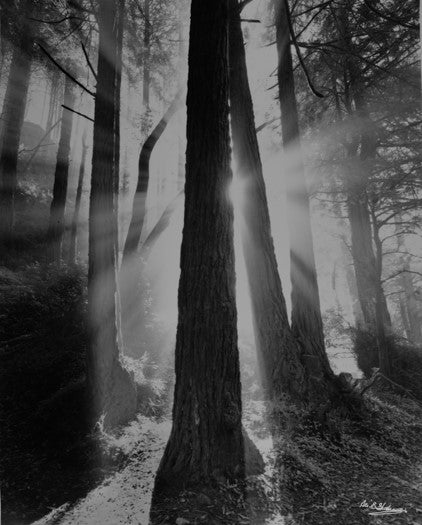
top-left (87, 0), bottom-right (136, 429)
top-left (154, 0), bottom-right (245, 492)
top-left (47, 73), bottom-right (75, 262)
top-left (0, 1), bottom-right (33, 245)
top-left (274, 0), bottom-right (335, 387)
top-left (68, 128), bottom-right (89, 263)
top-left (229, 0), bottom-right (306, 399)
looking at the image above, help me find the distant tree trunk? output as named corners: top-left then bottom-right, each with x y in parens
top-left (154, 0), bottom-right (244, 492)
top-left (229, 0), bottom-right (306, 399)
top-left (396, 222), bottom-right (421, 344)
top-left (47, 74), bottom-right (76, 262)
top-left (122, 92), bottom-right (183, 261)
top-left (274, 0), bottom-right (335, 387)
top-left (400, 268), bottom-right (422, 345)
top-left (140, 189), bottom-right (184, 257)
top-left (87, 0), bottom-right (136, 429)
top-left (371, 209), bottom-right (392, 375)
top-left (68, 129), bottom-right (89, 263)
top-left (0, 30), bottom-right (32, 245)
top-left (142, 0), bottom-right (151, 133)
top-left (339, 232), bottom-right (363, 325)
top-left (337, 1), bottom-right (391, 374)
top-left (46, 69), bottom-right (61, 141)
top-left (23, 118), bottom-right (62, 175)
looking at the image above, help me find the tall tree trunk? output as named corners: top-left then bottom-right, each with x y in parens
top-left (337, 1), bottom-right (391, 374)
top-left (0, 28), bottom-right (32, 245)
top-left (371, 209), bottom-right (392, 375)
top-left (154, 0), bottom-right (244, 492)
top-left (47, 74), bottom-right (75, 262)
top-left (229, 1), bottom-right (306, 399)
top-left (177, 14), bottom-right (186, 191)
top-left (142, 0), bottom-right (151, 133)
top-left (68, 129), bottom-right (89, 263)
top-left (274, 0), bottom-right (335, 386)
top-left (87, 0), bottom-right (136, 429)
top-left (122, 92), bottom-right (183, 260)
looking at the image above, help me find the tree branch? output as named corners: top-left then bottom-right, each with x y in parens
top-left (363, 0), bottom-right (419, 31)
top-left (284, 0), bottom-right (324, 98)
top-left (37, 43), bottom-right (95, 98)
top-left (256, 117), bottom-right (278, 132)
top-left (62, 105), bottom-right (94, 122)
top-left (81, 42), bottom-right (97, 80)
top-left (28, 15), bottom-right (83, 24)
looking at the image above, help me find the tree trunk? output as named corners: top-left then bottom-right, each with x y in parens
top-left (274, 0), bottom-right (335, 387)
top-left (0, 30), bottom-right (32, 245)
top-left (122, 92), bottom-right (183, 260)
top-left (400, 268), bottom-right (422, 345)
top-left (87, 0), bottom-right (136, 429)
top-left (339, 232), bottom-right (363, 325)
top-left (154, 0), bottom-right (244, 492)
top-left (46, 69), bottom-right (61, 141)
top-left (396, 222), bottom-right (421, 344)
top-left (337, 1), bottom-right (391, 373)
top-left (142, 0), bottom-right (151, 133)
top-left (370, 207), bottom-right (392, 375)
top-left (68, 129), bottom-right (89, 264)
top-left (47, 74), bottom-right (75, 262)
top-left (229, 0), bottom-right (306, 399)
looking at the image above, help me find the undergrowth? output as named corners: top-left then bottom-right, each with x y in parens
top-left (0, 262), bottom-right (165, 524)
top-left (275, 392), bottom-right (422, 524)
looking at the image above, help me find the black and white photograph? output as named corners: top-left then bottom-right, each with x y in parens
top-left (0, 0), bottom-right (421, 523)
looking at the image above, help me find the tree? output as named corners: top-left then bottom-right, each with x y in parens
top-left (122, 91), bottom-right (183, 261)
top-left (142, 0), bottom-right (151, 124)
top-left (87, 0), bottom-right (136, 429)
top-left (69, 128), bottom-right (89, 263)
top-left (274, 0), bottom-right (335, 386)
top-left (229, 0), bottom-right (306, 399)
top-left (332, 0), bottom-right (397, 375)
top-left (0, 0), bottom-right (34, 245)
top-left (154, 0), bottom-right (244, 491)
top-left (47, 72), bottom-right (76, 262)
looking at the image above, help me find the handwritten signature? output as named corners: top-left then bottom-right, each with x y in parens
top-left (359, 499), bottom-right (408, 516)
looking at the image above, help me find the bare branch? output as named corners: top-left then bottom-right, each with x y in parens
top-left (37, 43), bottom-right (96, 98)
top-left (81, 42), bottom-right (97, 80)
top-left (293, 0), bottom-right (332, 17)
top-left (62, 105), bottom-right (94, 122)
top-left (382, 269), bottom-right (422, 284)
top-left (256, 117), bottom-right (279, 133)
top-left (284, 0), bottom-right (324, 98)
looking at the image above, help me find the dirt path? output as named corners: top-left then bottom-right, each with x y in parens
top-left (32, 418), bottom-right (171, 525)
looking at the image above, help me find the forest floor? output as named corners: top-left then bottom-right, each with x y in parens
top-left (1, 221), bottom-right (422, 525)
top-left (25, 394), bottom-right (422, 525)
